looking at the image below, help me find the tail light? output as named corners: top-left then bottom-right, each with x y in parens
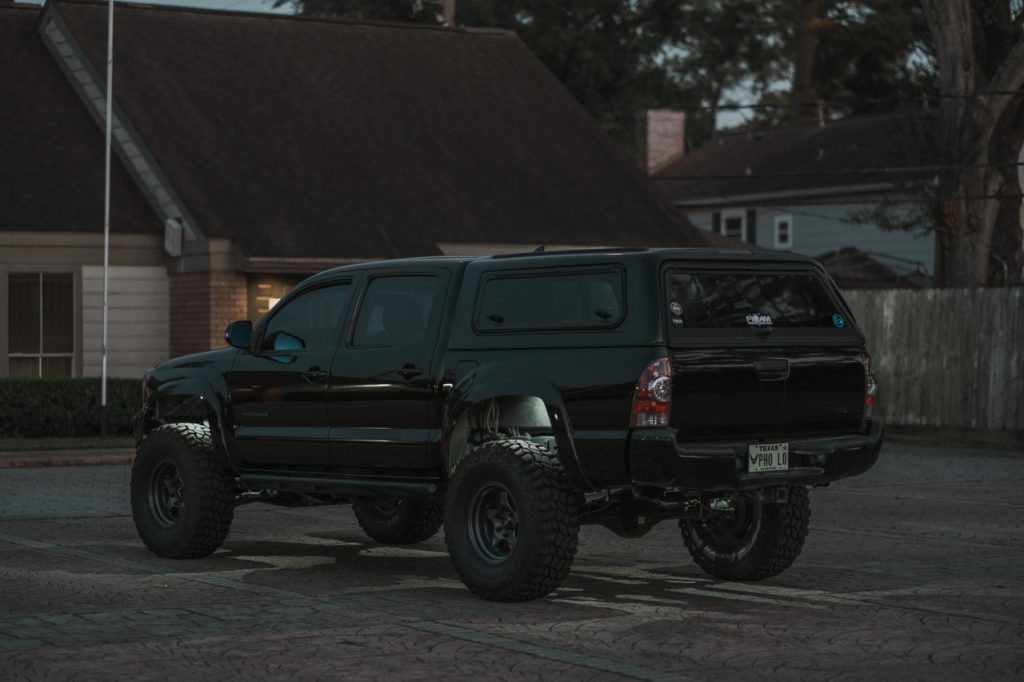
top-left (864, 354), bottom-right (878, 420)
top-left (631, 357), bottom-right (672, 427)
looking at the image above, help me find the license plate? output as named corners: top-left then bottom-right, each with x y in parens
top-left (748, 443), bottom-right (789, 473)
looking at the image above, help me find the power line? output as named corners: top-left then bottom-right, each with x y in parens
top-left (657, 90), bottom-right (1024, 113)
top-left (656, 161), bottom-right (1024, 181)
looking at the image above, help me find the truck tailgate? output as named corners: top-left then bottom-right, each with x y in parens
top-left (670, 346), bottom-right (866, 440)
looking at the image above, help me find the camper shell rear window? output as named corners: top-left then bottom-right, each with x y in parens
top-left (665, 266), bottom-right (856, 340)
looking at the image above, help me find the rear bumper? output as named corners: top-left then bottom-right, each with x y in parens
top-left (628, 420), bottom-right (884, 491)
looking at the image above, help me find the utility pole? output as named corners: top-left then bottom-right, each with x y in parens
top-left (101, 0), bottom-right (113, 437)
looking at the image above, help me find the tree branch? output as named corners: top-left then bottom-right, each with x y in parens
top-left (984, 34), bottom-right (1024, 125)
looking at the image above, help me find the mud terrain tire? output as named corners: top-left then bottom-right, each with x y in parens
top-left (445, 440), bottom-right (580, 602)
top-left (131, 423), bottom-right (235, 559)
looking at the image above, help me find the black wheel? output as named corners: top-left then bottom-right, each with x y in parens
top-left (445, 439), bottom-right (580, 602)
top-left (680, 486), bottom-right (810, 580)
top-left (352, 496), bottom-right (444, 544)
top-left (130, 423), bottom-right (236, 559)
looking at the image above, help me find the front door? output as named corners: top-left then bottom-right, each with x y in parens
top-left (228, 280), bottom-right (354, 469)
top-left (328, 271), bottom-right (448, 473)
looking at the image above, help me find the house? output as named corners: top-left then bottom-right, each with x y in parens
top-left (644, 111), bottom-right (937, 285)
top-left (0, 0), bottom-right (705, 380)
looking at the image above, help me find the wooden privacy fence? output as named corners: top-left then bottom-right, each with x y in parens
top-left (843, 287), bottom-right (1023, 432)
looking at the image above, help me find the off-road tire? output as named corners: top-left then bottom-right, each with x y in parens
top-left (445, 439), bottom-right (580, 602)
top-left (680, 486), bottom-right (810, 580)
top-left (130, 423), bottom-right (235, 559)
top-left (352, 496), bottom-right (444, 544)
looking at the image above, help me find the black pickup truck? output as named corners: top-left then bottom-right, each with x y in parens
top-left (131, 248), bottom-right (883, 601)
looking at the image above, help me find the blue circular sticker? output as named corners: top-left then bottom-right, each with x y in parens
top-left (832, 313), bottom-right (845, 329)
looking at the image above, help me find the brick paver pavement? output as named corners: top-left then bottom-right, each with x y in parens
top-left (0, 440), bottom-right (1022, 681)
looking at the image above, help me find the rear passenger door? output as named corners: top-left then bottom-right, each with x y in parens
top-left (327, 271), bottom-right (449, 472)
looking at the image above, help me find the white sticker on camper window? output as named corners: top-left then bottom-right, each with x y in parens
top-left (745, 313), bottom-right (773, 327)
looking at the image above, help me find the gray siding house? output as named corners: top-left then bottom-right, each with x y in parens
top-left (647, 113), bottom-right (938, 286)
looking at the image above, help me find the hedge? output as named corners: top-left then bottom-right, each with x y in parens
top-left (0, 378), bottom-right (142, 438)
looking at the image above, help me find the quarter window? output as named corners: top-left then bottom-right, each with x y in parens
top-left (476, 269), bottom-right (624, 332)
top-left (7, 273), bottom-right (74, 377)
top-left (260, 283), bottom-right (351, 352)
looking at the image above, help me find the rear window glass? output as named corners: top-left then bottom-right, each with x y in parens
top-left (477, 269), bottom-right (624, 332)
top-left (668, 271), bottom-right (844, 329)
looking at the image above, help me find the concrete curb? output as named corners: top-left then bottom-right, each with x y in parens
top-left (0, 449), bottom-right (134, 469)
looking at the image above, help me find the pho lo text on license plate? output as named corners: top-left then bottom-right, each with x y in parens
top-left (748, 443), bottom-right (789, 473)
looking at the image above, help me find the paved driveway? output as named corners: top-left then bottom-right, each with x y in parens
top-left (1, 440), bottom-right (1022, 681)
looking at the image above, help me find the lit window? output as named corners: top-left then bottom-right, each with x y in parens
top-left (775, 215), bottom-right (793, 249)
top-left (8, 273), bottom-right (74, 377)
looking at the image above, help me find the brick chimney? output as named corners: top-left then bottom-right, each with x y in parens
top-left (635, 109), bottom-right (686, 175)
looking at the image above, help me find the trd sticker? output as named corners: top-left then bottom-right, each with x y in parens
top-left (832, 313), bottom-right (845, 328)
top-left (745, 313), bottom-right (773, 327)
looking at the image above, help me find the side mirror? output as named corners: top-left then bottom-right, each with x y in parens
top-left (224, 320), bottom-right (253, 349)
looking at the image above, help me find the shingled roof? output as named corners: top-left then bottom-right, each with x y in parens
top-left (654, 113), bottom-right (932, 206)
top-left (0, 4), bottom-right (159, 234)
top-left (46, 0), bottom-right (704, 260)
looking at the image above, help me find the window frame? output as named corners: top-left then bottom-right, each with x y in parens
top-left (774, 215), bottom-right (794, 249)
top-left (472, 265), bottom-right (627, 335)
top-left (251, 278), bottom-right (354, 355)
top-left (348, 271), bottom-right (443, 350)
top-left (721, 209), bottom-right (748, 242)
top-left (5, 270), bottom-right (77, 378)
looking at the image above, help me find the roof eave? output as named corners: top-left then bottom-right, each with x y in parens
top-left (669, 182), bottom-right (900, 209)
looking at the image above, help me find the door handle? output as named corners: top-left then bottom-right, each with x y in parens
top-left (398, 364), bottom-right (424, 379)
top-left (754, 358), bottom-right (790, 381)
top-left (302, 369), bottom-right (328, 383)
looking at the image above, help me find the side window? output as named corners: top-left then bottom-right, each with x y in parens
top-left (475, 269), bottom-right (624, 332)
top-left (352, 276), bottom-right (438, 348)
top-left (260, 283), bottom-right (351, 352)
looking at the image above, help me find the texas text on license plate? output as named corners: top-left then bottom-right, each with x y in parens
top-left (748, 442), bottom-right (789, 473)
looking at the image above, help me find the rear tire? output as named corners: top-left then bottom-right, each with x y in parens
top-left (445, 439), bottom-right (580, 602)
top-left (680, 486), bottom-right (810, 580)
top-left (130, 423), bottom-right (235, 559)
top-left (352, 496), bottom-right (444, 544)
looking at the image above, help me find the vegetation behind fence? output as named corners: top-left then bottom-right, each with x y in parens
top-left (844, 288), bottom-right (1023, 432)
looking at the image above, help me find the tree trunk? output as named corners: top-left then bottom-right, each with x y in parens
top-left (921, 0), bottom-right (1024, 287)
top-left (790, 0), bottom-right (829, 124)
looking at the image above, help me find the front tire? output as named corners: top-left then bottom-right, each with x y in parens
top-left (130, 423), bottom-right (235, 559)
top-left (352, 496), bottom-right (444, 544)
top-left (680, 486), bottom-right (810, 580)
top-left (445, 440), bottom-right (581, 602)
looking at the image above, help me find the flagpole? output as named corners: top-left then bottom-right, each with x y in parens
top-left (101, 0), bottom-right (113, 437)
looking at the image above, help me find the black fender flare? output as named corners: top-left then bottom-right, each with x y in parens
top-left (143, 379), bottom-right (236, 474)
top-left (445, 369), bottom-right (593, 491)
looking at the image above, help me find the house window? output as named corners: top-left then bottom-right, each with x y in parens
top-left (247, 275), bottom-right (304, 324)
top-left (774, 215), bottom-right (794, 249)
top-left (722, 210), bottom-right (746, 241)
top-left (8, 273), bottom-right (74, 377)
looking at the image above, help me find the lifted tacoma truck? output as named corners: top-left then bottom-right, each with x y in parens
top-left (132, 248), bottom-right (883, 601)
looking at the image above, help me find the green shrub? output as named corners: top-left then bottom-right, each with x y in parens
top-left (0, 378), bottom-right (141, 438)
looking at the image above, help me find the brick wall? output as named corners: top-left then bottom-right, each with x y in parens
top-left (169, 271), bottom-right (247, 357)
